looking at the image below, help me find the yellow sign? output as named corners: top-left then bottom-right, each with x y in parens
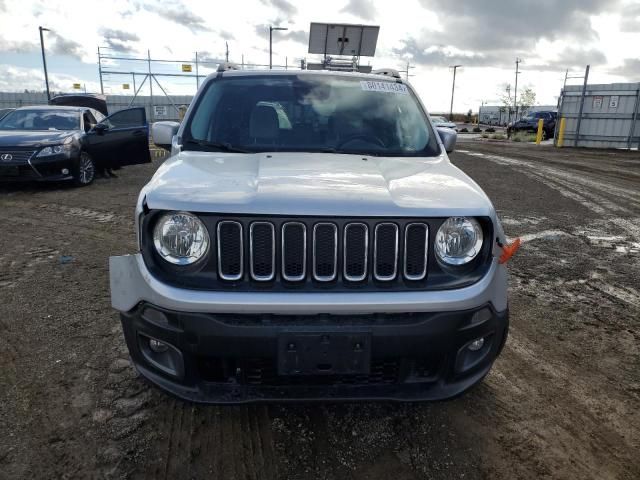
top-left (73, 83), bottom-right (81, 89)
top-left (181, 64), bottom-right (192, 72)
top-left (122, 83), bottom-right (130, 90)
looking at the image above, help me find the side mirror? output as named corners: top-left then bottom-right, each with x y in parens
top-left (437, 127), bottom-right (457, 153)
top-left (92, 123), bottom-right (108, 134)
top-left (152, 121), bottom-right (180, 151)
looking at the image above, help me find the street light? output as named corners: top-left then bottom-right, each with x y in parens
top-left (449, 64), bottom-right (462, 121)
top-left (39, 26), bottom-right (51, 100)
top-left (269, 25), bottom-right (288, 70)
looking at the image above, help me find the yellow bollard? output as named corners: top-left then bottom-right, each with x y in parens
top-left (557, 117), bottom-right (566, 147)
top-left (535, 118), bottom-right (544, 144)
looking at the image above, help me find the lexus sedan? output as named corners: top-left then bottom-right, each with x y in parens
top-left (0, 104), bottom-right (150, 186)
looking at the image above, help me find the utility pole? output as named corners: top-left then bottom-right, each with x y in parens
top-left (195, 51), bottom-right (199, 88)
top-left (97, 46), bottom-right (104, 94)
top-left (513, 57), bottom-right (522, 123)
top-left (38, 26), bottom-right (51, 100)
top-left (404, 62), bottom-right (415, 81)
top-left (269, 25), bottom-right (288, 69)
top-left (225, 42), bottom-right (229, 62)
top-left (449, 64), bottom-right (462, 121)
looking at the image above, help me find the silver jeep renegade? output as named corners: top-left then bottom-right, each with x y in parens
top-left (109, 68), bottom-right (510, 403)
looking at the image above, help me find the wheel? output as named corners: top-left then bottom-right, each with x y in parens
top-left (73, 151), bottom-right (95, 186)
top-left (541, 130), bottom-right (548, 140)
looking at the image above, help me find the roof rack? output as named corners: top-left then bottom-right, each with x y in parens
top-left (372, 68), bottom-right (402, 79)
top-left (217, 62), bottom-right (240, 72)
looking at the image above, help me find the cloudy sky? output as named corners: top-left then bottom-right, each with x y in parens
top-left (0, 0), bottom-right (639, 112)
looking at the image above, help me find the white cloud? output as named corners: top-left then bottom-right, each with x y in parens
top-left (0, 0), bottom-right (637, 111)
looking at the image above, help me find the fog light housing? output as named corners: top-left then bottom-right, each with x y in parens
top-left (468, 338), bottom-right (485, 351)
top-left (149, 338), bottom-right (169, 353)
top-left (61, 168), bottom-right (69, 175)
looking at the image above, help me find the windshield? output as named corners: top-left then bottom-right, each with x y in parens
top-left (184, 74), bottom-right (440, 157)
top-left (0, 109), bottom-right (80, 131)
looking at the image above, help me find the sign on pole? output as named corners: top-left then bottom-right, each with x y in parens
top-left (154, 105), bottom-right (167, 116)
top-left (73, 83), bottom-right (82, 90)
top-left (122, 83), bottom-right (130, 90)
top-left (181, 64), bottom-right (192, 72)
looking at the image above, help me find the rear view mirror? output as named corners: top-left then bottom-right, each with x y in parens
top-left (152, 121), bottom-right (180, 151)
top-left (437, 127), bottom-right (457, 153)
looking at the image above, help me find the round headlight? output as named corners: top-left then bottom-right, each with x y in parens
top-left (153, 212), bottom-right (210, 265)
top-left (435, 217), bottom-right (483, 265)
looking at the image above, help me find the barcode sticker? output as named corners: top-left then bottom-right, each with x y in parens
top-left (360, 81), bottom-right (408, 94)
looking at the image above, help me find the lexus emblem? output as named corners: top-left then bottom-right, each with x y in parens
top-left (0, 153), bottom-right (13, 162)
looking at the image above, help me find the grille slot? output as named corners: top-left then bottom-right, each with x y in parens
top-left (250, 222), bottom-right (275, 281)
top-left (374, 223), bottom-right (399, 281)
top-left (404, 223), bottom-right (429, 280)
top-left (343, 223), bottom-right (368, 282)
top-left (217, 221), bottom-right (243, 281)
top-left (313, 223), bottom-right (338, 282)
top-left (282, 222), bottom-right (306, 281)
top-left (0, 149), bottom-right (36, 164)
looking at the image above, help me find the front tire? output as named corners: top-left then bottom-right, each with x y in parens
top-left (74, 151), bottom-right (95, 187)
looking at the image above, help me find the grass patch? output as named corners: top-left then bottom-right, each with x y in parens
top-left (490, 133), bottom-right (506, 140)
top-left (481, 133), bottom-right (489, 138)
top-left (511, 132), bottom-right (536, 143)
top-left (485, 127), bottom-right (496, 133)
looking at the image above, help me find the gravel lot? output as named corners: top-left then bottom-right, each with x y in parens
top-left (1, 141), bottom-right (639, 479)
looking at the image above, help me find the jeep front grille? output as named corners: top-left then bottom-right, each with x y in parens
top-left (213, 218), bottom-right (431, 285)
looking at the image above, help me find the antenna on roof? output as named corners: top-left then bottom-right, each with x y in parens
top-left (306, 22), bottom-right (379, 73)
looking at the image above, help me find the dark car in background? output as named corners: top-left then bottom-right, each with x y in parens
top-left (0, 103), bottom-right (150, 186)
top-left (507, 111), bottom-right (557, 139)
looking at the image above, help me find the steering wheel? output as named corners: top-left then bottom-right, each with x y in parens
top-left (336, 134), bottom-right (386, 149)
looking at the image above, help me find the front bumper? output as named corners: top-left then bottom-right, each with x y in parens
top-left (122, 303), bottom-right (508, 403)
top-left (111, 254), bottom-right (509, 403)
top-left (0, 155), bottom-right (76, 182)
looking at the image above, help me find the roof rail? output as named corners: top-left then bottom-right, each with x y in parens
top-left (372, 68), bottom-right (402, 79)
top-left (217, 62), bottom-right (240, 72)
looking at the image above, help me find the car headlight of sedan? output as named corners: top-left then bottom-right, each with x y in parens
top-left (153, 212), bottom-right (210, 265)
top-left (36, 144), bottom-right (71, 157)
top-left (435, 217), bottom-right (483, 266)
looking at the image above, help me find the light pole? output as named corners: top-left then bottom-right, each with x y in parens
top-left (39, 26), bottom-right (51, 100)
top-left (513, 58), bottom-right (522, 123)
top-left (269, 25), bottom-right (288, 70)
top-left (449, 64), bottom-right (462, 121)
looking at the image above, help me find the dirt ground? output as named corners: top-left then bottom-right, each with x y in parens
top-left (1, 141), bottom-right (639, 479)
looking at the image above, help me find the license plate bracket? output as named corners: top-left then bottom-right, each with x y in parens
top-left (278, 331), bottom-right (371, 376)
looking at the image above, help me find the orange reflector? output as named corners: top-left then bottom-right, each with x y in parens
top-left (499, 238), bottom-right (521, 264)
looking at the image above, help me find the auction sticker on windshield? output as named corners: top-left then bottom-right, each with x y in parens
top-left (360, 81), bottom-right (408, 94)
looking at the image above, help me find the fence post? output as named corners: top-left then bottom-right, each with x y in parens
top-left (147, 49), bottom-right (154, 122)
top-left (574, 65), bottom-right (590, 147)
top-left (627, 84), bottom-right (640, 150)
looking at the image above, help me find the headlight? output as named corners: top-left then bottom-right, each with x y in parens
top-left (37, 145), bottom-right (69, 157)
top-left (435, 217), bottom-right (483, 265)
top-left (153, 212), bottom-right (210, 265)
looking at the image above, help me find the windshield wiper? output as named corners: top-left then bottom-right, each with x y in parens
top-left (185, 139), bottom-right (251, 153)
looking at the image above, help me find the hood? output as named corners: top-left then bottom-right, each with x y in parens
top-left (0, 130), bottom-right (77, 148)
top-left (142, 151), bottom-right (495, 218)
